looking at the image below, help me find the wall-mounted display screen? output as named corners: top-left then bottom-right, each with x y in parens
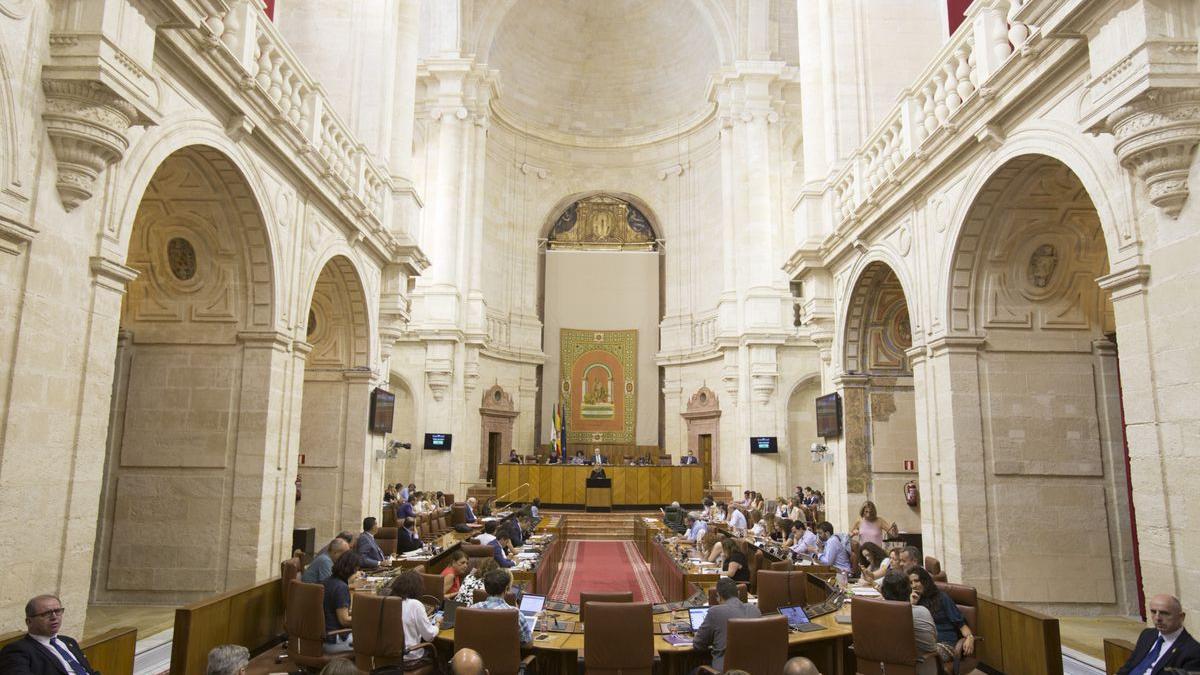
top-left (816, 393), bottom-right (842, 438)
top-left (750, 436), bottom-right (778, 454)
top-left (423, 433), bottom-right (452, 450)
top-left (369, 388), bottom-right (394, 434)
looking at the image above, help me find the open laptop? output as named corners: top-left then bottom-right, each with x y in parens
top-left (518, 593), bottom-right (546, 618)
top-left (778, 604), bottom-right (826, 633)
top-left (439, 599), bottom-right (462, 629)
top-left (686, 606), bottom-right (710, 633)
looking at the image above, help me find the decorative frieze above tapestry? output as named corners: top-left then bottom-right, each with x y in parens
top-left (547, 195), bottom-right (656, 250)
top-left (560, 328), bottom-right (637, 443)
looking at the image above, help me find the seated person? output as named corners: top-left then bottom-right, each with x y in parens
top-left (489, 530), bottom-right (516, 568)
top-left (302, 536), bottom-right (350, 583)
top-left (717, 536), bottom-right (750, 582)
top-left (859, 541), bottom-right (892, 584)
top-left (463, 498), bottom-right (484, 530)
top-left (897, 545), bottom-right (922, 573)
top-left (206, 645), bottom-right (249, 675)
top-left (0, 594), bottom-right (98, 675)
top-left (451, 648), bottom-right (486, 675)
top-left (383, 484), bottom-right (398, 503)
top-left (547, 452), bottom-right (560, 464)
top-left (476, 520), bottom-right (499, 546)
top-left (727, 506), bottom-right (748, 533)
top-left (1117, 594), bottom-right (1200, 675)
top-left (389, 571), bottom-right (441, 666)
top-left (504, 518), bottom-right (527, 547)
top-left (454, 558), bottom-right (500, 604)
top-left (441, 550), bottom-right (470, 599)
top-left (682, 514), bottom-right (707, 543)
top-left (322, 552), bottom-right (361, 653)
top-left (784, 656), bottom-right (822, 675)
top-left (750, 512), bottom-right (772, 537)
top-left (529, 498), bottom-right (541, 519)
top-left (879, 571), bottom-right (937, 675)
top-left (394, 494), bottom-right (417, 521)
top-left (909, 566), bottom-right (974, 672)
top-left (816, 521), bottom-right (852, 572)
top-left (693, 577), bottom-right (761, 671)
top-left (471, 569), bottom-right (533, 644)
top-left (590, 447), bottom-right (606, 465)
top-left (791, 521), bottom-right (820, 557)
top-left (571, 450), bottom-right (587, 465)
top-left (507, 449), bottom-right (522, 464)
top-left (681, 449), bottom-right (699, 465)
top-left (356, 517), bottom-right (388, 568)
top-left (661, 501), bottom-right (685, 532)
top-left (396, 517), bottom-right (423, 553)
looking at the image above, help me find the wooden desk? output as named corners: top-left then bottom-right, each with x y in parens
top-left (497, 464), bottom-right (703, 506)
top-left (585, 486), bottom-right (612, 510)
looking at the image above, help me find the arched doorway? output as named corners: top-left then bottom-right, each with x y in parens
top-left (295, 255), bottom-right (376, 541)
top-left (92, 146), bottom-right (277, 603)
top-left (839, 262), bottom-right (922, 535)
top-left (785, 378), bottom-right (826, 500)
top-left (941, 154), bottom-right (1137, 614)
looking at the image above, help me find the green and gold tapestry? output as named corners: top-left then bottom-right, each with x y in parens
top-left (560, 328), bottom-right (637, 444)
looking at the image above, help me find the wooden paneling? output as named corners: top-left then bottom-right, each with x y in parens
top-left (976, 595), bottom-right (1063, 675)
top-left (1103, 638), bottom-right (1134, 675)
top-left (170, 577), bottom-right (283, 675)
top-left (497, 465), bottom-right (703, 506)
top-left (81, 626), bottom-right (137, 675)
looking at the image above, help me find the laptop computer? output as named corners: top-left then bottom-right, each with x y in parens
top-left (778, 604), bottom-right (826, 633)
top-left (439, 599), bottom-right (462, 629)
top-left (686, 607), bottom-right (710, 633)
top-left (518, 593), bottom-right (546, 618)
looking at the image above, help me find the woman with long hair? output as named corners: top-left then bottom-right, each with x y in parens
top-left (454, 557), bottom-right (499, 604)
top-left (909, 566), bottom-right (974, 674)
top-left (857, 541), bottom-right (891, 583)
top-left (850, 500), bottom-right (898, 547)
top-left (440, 550), bottom-right (469, 599)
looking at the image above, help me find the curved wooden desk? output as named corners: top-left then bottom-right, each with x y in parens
top-left (497, 464), bottom-right (703, 506)
top-left (435, 601), bottom-right (853, 675)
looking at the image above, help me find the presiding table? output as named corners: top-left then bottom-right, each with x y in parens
top-left (496, 463), bottom-right (703, 507)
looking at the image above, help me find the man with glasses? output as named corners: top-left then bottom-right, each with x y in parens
top-left (0, 594), bottom-right (97, 674)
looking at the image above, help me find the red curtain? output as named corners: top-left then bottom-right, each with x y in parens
top-left (947, 0), bottom-right (971, 34)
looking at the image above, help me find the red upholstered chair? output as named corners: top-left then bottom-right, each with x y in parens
top-left (453, 607), bottom-right (535, 675)
top-left (748, 549), bottom-right (766, 595)
top-left (283, 581), bottom-right (353, 671)
top-left (376, 527), bottom-right (398, 557)
top-left (755, 569), bottom-right (809, 615)
top-left (937, 581), bottom-right (982, 673)
top-left (698, 614), bottom-right (789, 674)
top-left (450, 502), bottom-right (468, 526)
top-left (418, 571), bottom-right (445, 607)
top-left (582, 602), bottom-right (657, 674)
top-left (578, 591), bottom-right (633, 624)
top-left (351, 593), bottom-right (436, 674)
top-left (769, 560), bottom-right (795, 572)
top-left (851, 596), bottom-right (925, 675)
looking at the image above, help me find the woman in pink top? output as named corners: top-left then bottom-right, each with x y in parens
top-left (851, 500), bottom-right (897, 548)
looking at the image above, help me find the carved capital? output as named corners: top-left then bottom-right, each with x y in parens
top-left (41, 80), bottom-right (139, 211)
top-left (1106, 88), bottom-right (1200, 218)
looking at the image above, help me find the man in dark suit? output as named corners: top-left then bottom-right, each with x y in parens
top-left (355, 516), bottom-right (387, 568)
top-left (0, 594), bottom-right (98, 674)
top-left (693, 577), bottom-right (761, 671)
top-left (1118, 594), bottom-right (1200, 675)
top-left (396, 517), bottom-right (423, 553)
top-left (590, 447), bottom-right (607, 465)
top-left (681, 450), bottom-right (699, 465)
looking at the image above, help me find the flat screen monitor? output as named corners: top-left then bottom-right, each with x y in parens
top-left (687, 607), bottom-right (710, 632)
top-left (815, 393), bottom-right (842, 438)
top-left (518, 594), bottom-right (545, 616)
top-left (423, 433), bottom-right (452, 450)
top-left (750, 436), bottom-right (778, 454)
top-left (369, 388), bottom-right (395, 434)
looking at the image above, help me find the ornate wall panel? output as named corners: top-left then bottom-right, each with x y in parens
top-left (560, 328), bottom-right (637, 444)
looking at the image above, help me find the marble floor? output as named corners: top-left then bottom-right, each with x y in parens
top-left (1057, 614), bottom-right (1145, 661)
top-left (84, 604), bottom-right (175, 642)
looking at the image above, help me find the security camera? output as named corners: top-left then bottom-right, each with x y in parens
top-left (390, 441), bottom-right (412, 451)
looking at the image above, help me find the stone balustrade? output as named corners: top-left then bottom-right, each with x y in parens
top-left (828, 0), bottom-right (1035, 230)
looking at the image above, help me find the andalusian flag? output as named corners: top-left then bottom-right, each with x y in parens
top-left (552, 403), bottom-right (562, 459)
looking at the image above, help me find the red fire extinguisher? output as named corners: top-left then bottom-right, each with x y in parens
top-left (904, 480), bottom-right (919, 507)
top-left (295, 474), bottom-right (302, 503)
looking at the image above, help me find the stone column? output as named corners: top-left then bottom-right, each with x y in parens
top-left (340, 369), bottom-right (380, 532)
top-left (831, 373), bottom-right (868, 530)
top-left (906, 344), bottom-right (940, 557)
top-left (1092, 336), bottom-right (1140, 612)
top-left (923, 335), bottom-right (992, 592)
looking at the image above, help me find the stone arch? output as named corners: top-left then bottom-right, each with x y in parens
top-left (472, 0), bottom-right (735, 67)
top-left (302, 253), bottom-right (372, 370)
top-left (0, 42), bottom-right (17, 195)
top-left (835, 250), bottom-right (920, 376)
top-left (682, 386), bottom-right (721, 487)
top-left (479, 384), bottom-right (519, 482)
top-left (932, 152), bottom-right (1138, 612)
top-left (939, 127), bottom-right (1139, 337)
top-left (538, 190), bottom-right (663, 241)
top-left (110, 125), bottom-right (281, 330)
top-left (93, 143), bottom-right (286, 605)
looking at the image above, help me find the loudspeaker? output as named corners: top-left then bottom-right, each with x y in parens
top-left (292, 527), bottom-right (316, 557)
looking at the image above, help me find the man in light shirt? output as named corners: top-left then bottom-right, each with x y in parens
top-left (815, 521), bottom-right (851, 572)
top-left (682, 514), bottom-right (708, 543)
top-left (727, 506), bottom-right (747, 533)
top-left (476, 520), bottom-right (498, 547)
top-left (790, 521), bottom-right (820, 557)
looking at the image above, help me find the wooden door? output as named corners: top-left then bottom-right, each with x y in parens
top-left (699, 434), bottom-right (713, 488)
top-left (487, 432), bottom-right (502, 485)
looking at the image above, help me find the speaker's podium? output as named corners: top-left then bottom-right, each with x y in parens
top-left (585, 470), bottom-right (612, 512)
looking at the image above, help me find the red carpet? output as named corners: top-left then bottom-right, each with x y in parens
top-left (548, 541), bottom-right (664, 604)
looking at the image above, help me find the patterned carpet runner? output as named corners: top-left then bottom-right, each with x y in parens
top-left (547, 540), bottom-right (665, 604)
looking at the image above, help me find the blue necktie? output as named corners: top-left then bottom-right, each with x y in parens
top-left (50, 638), bottom-right (89, 675)
top-left (1132, 635), bottom-right (1164, 675)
